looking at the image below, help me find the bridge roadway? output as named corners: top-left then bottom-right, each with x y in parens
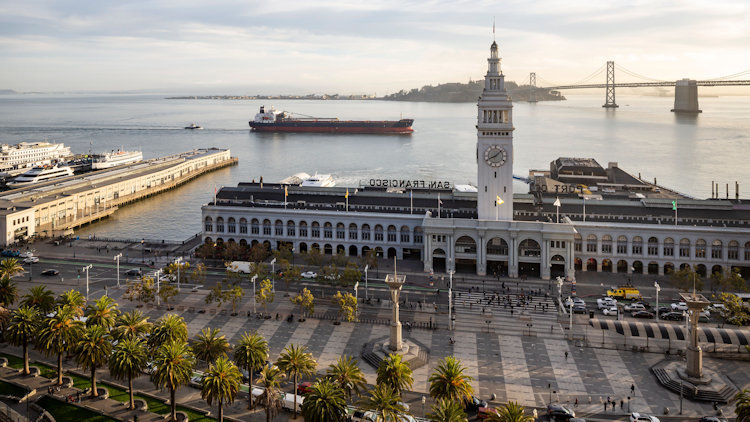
top-left (540, 79), bottom-right (750, 90)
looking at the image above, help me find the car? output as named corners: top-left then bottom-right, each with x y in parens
top-left (597, 297), bottom-right (617, 309)
top-left (465, 395), bottom-right (488, 412)
top-left (477, 407), bottom-right (498, 419)
top-left (41, 269), bottom-right (59, 276)
top-left (145, 361), bottom-right (156, 374)
top-left (629, 412), bottom-right (660, 422)
top-left (572, 305), bottom-right (587, 314)
top-left (1, 250), bottom-right (20, 257)
top-left (19, 251), bottom-right (35, 258)
top-left (565, 297), bottom-right (585, 307)
top-left (297, 381), bottom-right (314, 395)
top-left (656, 306), bottom-right (671, 315)
top-left (624, 303), bottom-right (646, 312)
top-left (631, 301), bottom-right (651, 309)
top-left (124, 268), bottom-right (142, 277)
top-left (661, 311), bottom-right (685, 321)
top-left (671, 302), bottom-right (688, 311)
top-left (547, 403), bottom-right (575, 420)
top-left (396, 401), bottom-right (410, 412)
top-left (190, 374), bottom-right (203, 388)
top-left (698, 417), bottom-right (727, 422)
top-left (698, 313), bottom-right (710, 323)
top-left (301, 271), bottom-right (317, 279)
top-left (349, 410), bottom-right (376, 422)
top-left (631, 311), bottom-right (654, 319)
top-left (23, 256), bottom-right (39, 264)
top-left (602, 305), bottom-right (618, 316)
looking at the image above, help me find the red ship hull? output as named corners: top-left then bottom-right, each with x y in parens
top-left (249, 118), bottom-right (414, 134)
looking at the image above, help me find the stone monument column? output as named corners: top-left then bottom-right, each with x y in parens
top-left (385, 261), bottom-right (406, 352)
top-left (681, 292), bottom-right (709, 379)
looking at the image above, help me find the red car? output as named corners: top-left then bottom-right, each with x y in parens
top-left (478, 407), bottom-right (498, 419)
top-left (296, 381), bottom-right (314, 395)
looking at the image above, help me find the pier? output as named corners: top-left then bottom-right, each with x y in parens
top-left (0, 148), bottom-right (236, 246)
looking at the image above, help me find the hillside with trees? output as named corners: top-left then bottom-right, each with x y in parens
top-left (380, 80), bottom-right (565, 103)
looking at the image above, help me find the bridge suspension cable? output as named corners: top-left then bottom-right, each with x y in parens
top-left (614, 64), bottom-right (667, 82)
top-left (704, 69), bottom-right (750, 81)
top-left (536, 63), bottom-right (606, 88)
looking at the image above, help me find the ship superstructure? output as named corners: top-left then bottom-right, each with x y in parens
top-left (0, 142), bottom-right (72, 172)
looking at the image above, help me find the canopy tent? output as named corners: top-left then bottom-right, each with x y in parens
top-left (588, 319), bottom-right (749, 346)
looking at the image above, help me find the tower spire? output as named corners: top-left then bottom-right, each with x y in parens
top-left (493, 18), bottom-right (495, 42)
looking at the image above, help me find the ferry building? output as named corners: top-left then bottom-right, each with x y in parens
top-left (201, 42), bottom-right (750, 281)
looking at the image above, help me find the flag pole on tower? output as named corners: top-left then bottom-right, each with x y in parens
top-left (437, 193), bottom-right (443, 218)
top-left (672, 200), bottom-right (677, 226)
top-left (409, 190), bottom-right (413, 214)
top-left (284, 185), bottom-right (288, 209)
top-left (553, 197), bottom-right (561, 223)
top-left (345, 188), bottom-right (349, 212)
top-left (495, 195), bottom-right (504, 221)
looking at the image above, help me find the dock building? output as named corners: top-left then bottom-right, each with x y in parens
top-left (201, 42), bottom-right (750, 281)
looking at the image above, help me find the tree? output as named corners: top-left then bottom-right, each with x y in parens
top-left (301, 378), bottom-right (347, 422)
top-left (164, 261), bottom-right (190, 281)
top-left (736, 389), bottom-right (750, 422)
top-left (159, 282), bottom-right (180, 310)
top-left (326, 355), bottom-right (367, 401)
top-left (228, 285), bottom-right (244, 315)
top-left (36, 306), bottom-right (84, 385)
top-left (330, 252), bottom-right (349, 268)
top-left (713, 267), bottom-right (747, 293)
top-left (362, 384), bottom-right (408, 421)
top-left (716, 292), bottom-right (750, 326)
top-left (341, 263), bottom-right (362, 287)
top-left (670, 265), bottom-right (703, 292)
top-left (376, 354), bottom-right (413, 398)
top-left (75, 325), bottom-right (112, 398)
top-left (57, 290), bottom-right (86, 317)
top-left (248, 243), bottom-right (271, 264)
top-left (85, 296), bottom-right (119, 330)
top-left (0, 276), bottom-right (18, 307)
top-left (201, 356), bottom-right (242, 422)
top-left (321, 263), bottom-right (340, 284)
top-left (428, 356), bottom-right (474, 403)
top-left (282, 266), bottom-right (302, 292)
top-left (151, 339), bottom-right (196, 422)
top-left (256, 279), bottom-right (275, 314)
top-left (148, 314), bottom-right (188, 352)
top-left (304, 248), bottom-right (324, 267)
top-left (123, 277), bottom-right (156, 306)
top-left (331, 291), bottom-right (358, 323)
top-left (276, 344), bottom-right (317, 419)
top-left (205, 282), bottom-right (230, 308)
top-left (257, 364), bottom-right (284, 422)
top-left (20, 285), bottom-right (55, 313)
top-left (486, 401), bottom-right (534, 422)
top-left (426, 399), bottom-right (468, 422)
top-left (234, 331), bottom-right (269, 410)
top-left (360, 249), bottom-right (378, 274)
top-left (191, 327), bottom-right (230, 365)
top-left (291, 288), bottom-right (315, 320)
top-left (189, 263), bottom-right (207, 286)
top-left (112, 309), bottom-right (152, 342)
top-left (109, 338), bottom-right (148, 409)
top-left (0, 258), bottom-right (24, 279)
top-left (6, 306), bottom-right (40, 375)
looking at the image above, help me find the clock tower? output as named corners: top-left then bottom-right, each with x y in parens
top-left (477, 40), bottom-right (514, 220)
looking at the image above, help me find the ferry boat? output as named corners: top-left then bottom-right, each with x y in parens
top-left (300, 173), bottom-right (336, 188)
top-left (0, 141), bottom-right (72, 172)
top-left (91, 149), bottom-right (143, 170)
top-left (185, 123), bottom-right (203, 130)
top-left (7, 165), bottom-right (74, 187)
top-left (248, 106), bottom-right (414, 134)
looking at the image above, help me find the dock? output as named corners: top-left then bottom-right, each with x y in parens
top-left (0, 148), bottom-right (237, 246)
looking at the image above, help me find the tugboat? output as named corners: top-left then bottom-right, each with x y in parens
top-left (184, 123), bottom-right (203, 130)
top-left (248, 106), bottom-right (413, 134)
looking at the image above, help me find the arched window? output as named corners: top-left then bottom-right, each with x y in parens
top-left (728, 240), bottom-right (739, 260)
top-left (361, 224), bottom-right (371, 241)
top-left (251, 218), bottom-right (259, 235)
top-left (263, 219), bottom-right (271, 236)
top-left (663, 238), bottom-right (674, 257)
top-left (617, 236), bottom-right (627, 254)
top-left (387, 225), bottom-right (397, 242)
top-left (647, 237), bottom-right (658, 256)
top-left (287, 220), bottom-right (296, 237)
top-left (711, 240), bottom-right (722, 259)
top-left (486, 237), bottom-right (508, 255)
top-left (519, 239), bottom-right (541, 257)
top-left (745, 241), bottom-right (750, 261)
top-left (400, 226), bottom-right (410, 243)
top-left (216, 217), bottom-right (225, 233)
top-left (336, 223), bottom-right (345, 239)
top-left (586, 234), bottom-right (597, 253)
top-left (374, 225), bottom-right (384, 241)
top-left (274, 220), bottom-right (283, 236)
top-left (227, 217), bottom-right (236, 233)
top-left (695, 239), bottom-right (706, 258)
top-left (324, 222), bottom-right (333, 239)
top-left (601, 235), bottom-right (612, 253)
top-left (299, 221), bottom-right (308, 237)
top-left (204, 217), bottom-right (213, 232)
top-left (349, 223), bottom-right (358, 240)
top-left (679, 238), bottom-right (690, 257)
top-left (413, 227), bottom-right (423, 244)
top-left (311, 222), bottom-right (320, 238)
top-left (455, 236), bottom-right (477, 254)
top-left (632, 236), bottom-right (643, 255)
top-left (239, 218), bottom-right (247, 234)
top-left (574, 234), bottom-right (582, 252)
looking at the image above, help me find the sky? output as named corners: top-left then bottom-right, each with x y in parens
top-left (1, 0), bottom-right (749, 95)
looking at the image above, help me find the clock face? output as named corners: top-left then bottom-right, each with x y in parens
top-left (484, 145), bottom-right (507, 167)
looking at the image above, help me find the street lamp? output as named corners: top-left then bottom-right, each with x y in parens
top-left (173, 257), bottom-right (183, 292)
top-left (270, 258), bottom-right (276, 292)
top-left (364, 265), bottom-right (369, 300)
top-left (448, 269), bottom-right (455, 331)
top-left (354, 281), bottom-right (359, 318)
top-left (114, 253), bottom-right (122, 288)
top-left (568, 296), bottom-right (573, 331)
top-left (556, 277), bottom-right (563, 304)
top-left (141, 239), bottom-right (145, 263)
top-left (654, 281), bottom-right (661, 321)
top-left (82, 264), bottom-right (92, 300)
top-left (251, 275), bottom-right (258, 314)
top-left (154, 269), bottom-right (162, 306)
top-left (421, 396), bottom-right (426, 417)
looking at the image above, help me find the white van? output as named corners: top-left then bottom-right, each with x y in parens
top-left (227, 261), bottom-right (254, 274)
top-left (282, 393), bottom-right (304, 412)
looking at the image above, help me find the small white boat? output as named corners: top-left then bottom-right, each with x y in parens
top-left (300, 173), bottom-right (335, 188)
top-left (7, 165), bottom-right (74, 187)
top-left (91, 149), bottom-right (143, 170)
top-left (185, 123), bottom-right (203, 130)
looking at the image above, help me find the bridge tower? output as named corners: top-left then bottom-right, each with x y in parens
top-left (671, 79), bottom-right (702, 113)
top-left (602, 61), bottom-right (618, 108)
top-left (528, 72), bottom-right (537, 103)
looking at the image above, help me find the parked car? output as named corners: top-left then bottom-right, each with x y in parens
top-left (41, 269), bottom-right (59, 276)
top-left (297, 381), bottom-right (314, 395)
top-left (671, 302), bottom-right (688, 312)
top-left (572, 305), bottom-right (587, 314)
top-left (624, 303), bottom-right (646, 312)
top-left (698, 417), bottom-right (727, 422)
top-left (657, 306), bottom-right (671, 315)
top-left (190, 374), bottom-right (203, 388)
top-left (602, 305), bottom-right (618, 316)
top-left (547, 403), bottom-right (576, 420)
top-left (23, 256), bottom-right (39, 264)
top-left (465, 395), bottom-right (488, 412)
top-left (477, 406), bottom-right (498, 419)
top-left (19, 251), bottom-right (35, 258)
top-left (124, 268), bottom-right (142, 277)
top-left (597, 297), bottom-right (617, 309)
top-left (630, 412), bottom-right (660, 422)
top-left (631, 311), bottom-right (654, 319)
top-left (661, 311), bottom-right (685, 321)
top-left (565, 297), bottom-right (585, 307)
top-left (1, 250), bottom-right (20, 257)
top-left (301, 271), bottom-right (317, 279)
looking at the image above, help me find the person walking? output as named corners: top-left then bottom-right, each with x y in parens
top-left (574, 398), bottom-right (578, 408)
top-left (631, 384), bottom-right (635, 395)
top-left (620, 399), bottom-right (624, 410)
top-left (565, 351), bottom-right (569, 360)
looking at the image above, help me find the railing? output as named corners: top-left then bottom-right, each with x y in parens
top-left (0, 401), bottom-right (26, 422)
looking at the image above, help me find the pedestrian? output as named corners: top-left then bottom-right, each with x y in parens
top-left (565, 351), bottom-right (568, 360)
top-left (604, 402), bottom-right (608, 412)
top-left (631, 384), bottom-right (635, 394)
top-left (620, 399), bottom-right (624, 410)
top-left (574, 398), bottom-right (578, 407)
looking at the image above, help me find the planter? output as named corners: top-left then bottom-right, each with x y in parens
top-left (175, 410), bottom-right (189, 422)
top-left (95, 387), bottom-right (108, 400)
top-left (0, 357), bottom-right (7, 367)
top-left (28, 366), bottom-right (41, 377)
top-left (61, 376), bottom-right (74, 388)
top-left (133, 398), bottom-right (148, 412)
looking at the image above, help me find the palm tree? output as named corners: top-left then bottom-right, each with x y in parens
top-left (5, 306), bottom-right (40, 375)
top-left (257, 364), bottom-right (284, 422)
top-left (0, 276), bottom-right (18, 307)
top-left (362, 384), bottom-right (408, 422)
top-left (233, 331), bottom-right (268, 410)
top-left (75, 325), bottom-right (112, 398)
top-left (376, 354), bottom-right (413, 398)
top-left (151, 339), bottom-right (196, 422)
top-left (57, 290), bottom-right (86, 317)
top-left (201, 356), bottom-right (242, 422)
top-left (301, 378), bottom-right (347, 422)
top-left (428, 356), bottom-right (474, 403)
top-left (486, 401), bottom-right (534, 422)
top-left (736, 389), bottom-right (750, 422)
top-left (109, 338), bottom-right (148, 409)
top-left (112, 309), bottom-right (152, 342)
top-left (0, 258), bottom-right (24, 279)
top-left (426, 398), bottom-right (468, 422)
top-left (148, 314), bottom-right (188, 352)
top-left (85, 296), bottom-right (119, 329)
top-left (326, 355), bottom-right (367, 401)
top-left (20, 285), bottom-right (55, 314)
top-left (191, 327), bottom-right (230, 365)
top-left (276, 344), bottom-right (317, 419)
top-left (37, 306), bottom-right (84, 385)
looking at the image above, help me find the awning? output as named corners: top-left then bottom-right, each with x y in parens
top-left (588, 319), bottom-right (750, 346)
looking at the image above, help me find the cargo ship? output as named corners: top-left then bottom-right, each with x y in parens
top-left (248, 106), bottom-right (413, 134)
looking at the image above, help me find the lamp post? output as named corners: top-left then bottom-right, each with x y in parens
top-left (82, 264), bottom-right (92, 300)
top-left (568, 296), bottom-right (573, 331)
top-left (448, 269), bottom-right (455, 331)
top-left (557, 277), bottom-right (563, 304)
top-left (364, 265), bottom-right (369, 300)
top-left (654, 281), bottom-right (661, 321)
top-left (627, 396), bottom-right (630, 412)
top-left (251, 275), bottom-right (258, 314)
top-left (270, 258), bottom-right (276, 292)
top-left (354, 281), bottom-right (359, 309)
top-left (141, 239), bottom-right (145, 263)
top-left (421, 396), bottom-right (426, 417)
top-left (174, 257), bottom-right (183, 292)
top-left (154, 269), bottom-right (162, 306)
top-left (114, 253), bottom-right (122, 288)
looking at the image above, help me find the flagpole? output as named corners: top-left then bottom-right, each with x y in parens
top-left (410, 191), bottom-right (413, 214)
top-left (582, 196), bottom-right (586, 222)
top-left (437, 193), bottom-right (441, 218)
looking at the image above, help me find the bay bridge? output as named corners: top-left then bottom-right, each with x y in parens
top-left (529, 62), bottom-right (750, 113)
